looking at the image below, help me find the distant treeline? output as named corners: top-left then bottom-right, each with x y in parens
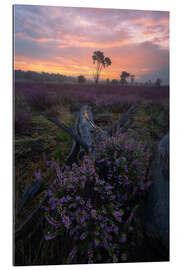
top-left (14, 70), bottom-right (77, 83)
top-left (14, 70), bottom-right (168, 87)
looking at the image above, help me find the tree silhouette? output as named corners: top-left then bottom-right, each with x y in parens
top-left (92, 51), bottom-right (111, 84)
top-left (155, 78), bottom-right (162, 88)
top-left (78, 75), bottom-right (86, 84)
top-left (120, 71), bottom-right (130, 86)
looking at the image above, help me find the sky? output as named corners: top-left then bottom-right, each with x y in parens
top-left (14, 5), bottom-right (169, 83)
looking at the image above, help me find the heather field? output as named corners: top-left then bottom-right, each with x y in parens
top-left (14, 81), bottom-right (169, 265)
top-left (15, 82), bottom-right (169, 111)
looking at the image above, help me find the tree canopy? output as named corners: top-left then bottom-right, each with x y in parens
top-left (120, 71), bottom-right (130, 86)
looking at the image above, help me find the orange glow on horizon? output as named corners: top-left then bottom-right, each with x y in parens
top-left (14, 54), bottom-right (153, 81)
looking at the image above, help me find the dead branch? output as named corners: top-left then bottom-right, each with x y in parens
top-left (15, 192), bottom-right (48, 240)
top-left (108, 104), bottom-right (138, 136)
top-left (16, 180), bottom-right (43, 215)
top-left (47, 117), bottom-right (90, 152)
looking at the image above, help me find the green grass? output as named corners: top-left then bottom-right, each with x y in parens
top-left (53, 131), bottom-right (72, 162)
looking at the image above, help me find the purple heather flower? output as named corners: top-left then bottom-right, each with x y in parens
top-left (106, 160), bottom-right (111, 166)
top-left (80, 216), bottom-right (85, 223)
top-left (105, 185), bottom-right (113, 191)
top-left (119, 233), bottom-right (127, 243)
top-left (97, 215), bottom-right (103, 221)
top-left (114, 209), bottom-right (124, 217)
top-left (45, 231), bottom-right (57, 240)
top-left (62, 216), bottom-right (71, 229)
top-left (35, 169), bottom-right (41, 180)
top-left (106, 226), bottom-right (112, 233)
top-left (66, 195), bottom-right (71, 201)
top-left (113, 214), bottom-right (122, 223)
top-left (46, 161), bottom-right (51, 166)
top-left (94, 238), bottom-right (100, 247)
top-left (91, 209), bottom-right (97, 218)
top-left (59, 197), bottom-right (66, 203)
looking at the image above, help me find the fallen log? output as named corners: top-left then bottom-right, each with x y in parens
top-left (48, 105), bottom-right (111, 154)
top-left (46, 104), bottom-right (138, 164)
top-left (78, 105), bottom-right (109, 149)
top-left (140, 134), bottom-right (169, 247)
top-left (136, 133), bottom-right (169, 261)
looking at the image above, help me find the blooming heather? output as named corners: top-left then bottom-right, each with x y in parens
top-left (44, 134), bottom-right (152, 263)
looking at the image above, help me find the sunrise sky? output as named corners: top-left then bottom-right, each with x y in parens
top-left (14, 5), bottom-right (169, 83)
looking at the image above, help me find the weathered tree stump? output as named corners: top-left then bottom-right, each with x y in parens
top-left (48, 104), bottom-right (137, 153)
top-left (137, 133), bottom-right (169, 261)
